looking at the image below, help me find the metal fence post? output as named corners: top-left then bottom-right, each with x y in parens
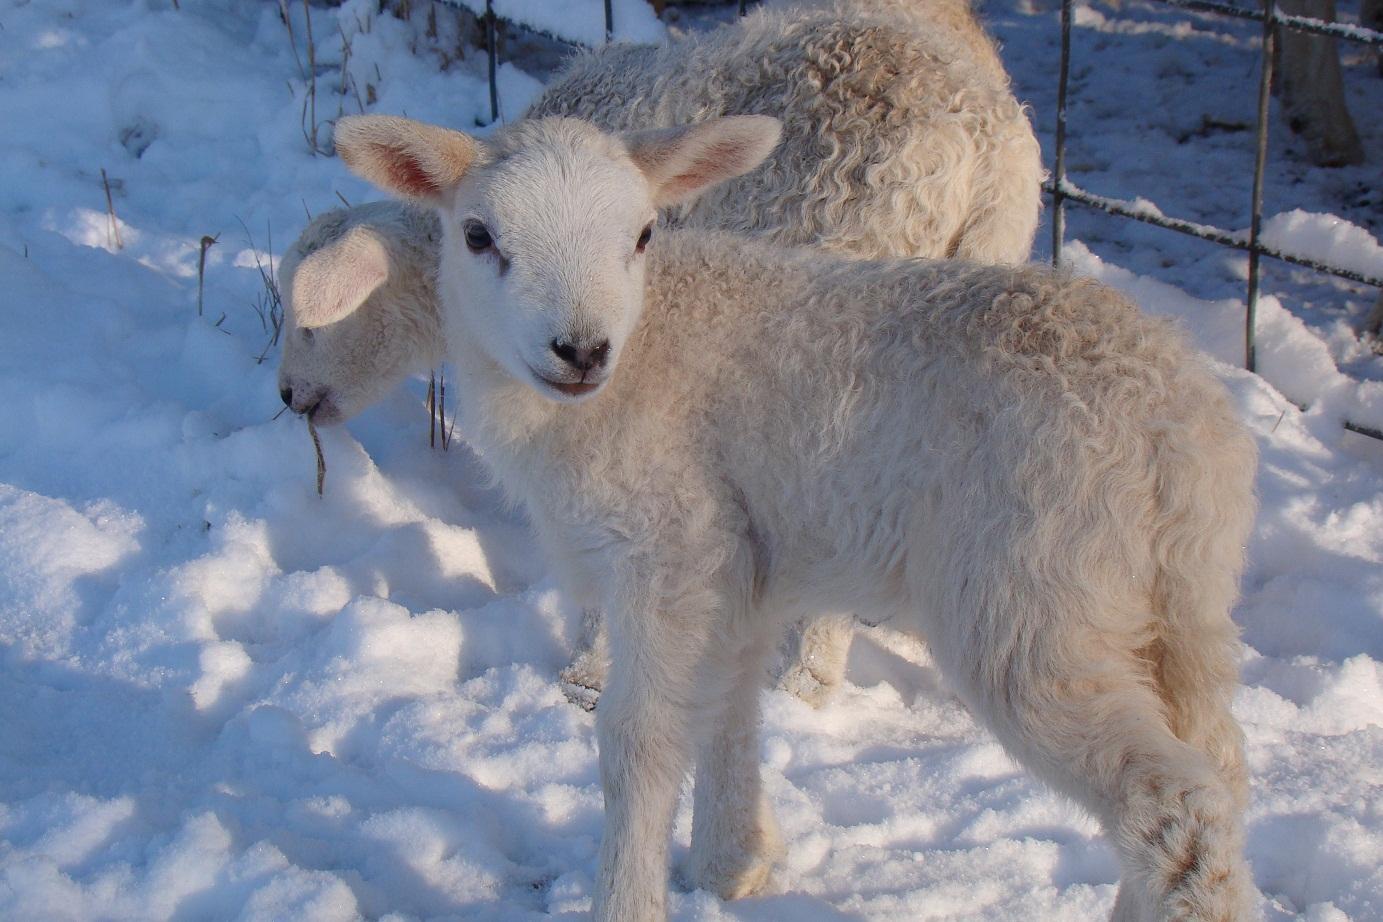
top-left (1052, 0), bottom-right (1073, 268)
top-left (1245, 0), bottom-right (1276, 373)
top-left (485, 0), bottom-right (499, 123)
top-left (605, 0), bottom-right (614, 42)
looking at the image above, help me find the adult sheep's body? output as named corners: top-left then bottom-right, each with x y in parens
top-left (529, 0), bottom-right (1039, 264)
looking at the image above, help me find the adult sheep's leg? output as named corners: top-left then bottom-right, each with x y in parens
top-left (1365, 291), bottom-right (1383, 349)
top-left (559, 608), bottom-right (608, 711)
top-left (1277, 0), bottom-right (1364, 166)
top-left (688, 627), bottom-right (783, 899)
top-left (1367, 0), bottom-right (1383, 75)
top-left (777, 614), bottom-right (854, 707)
top-left (577, 608), bottom-right (857, 713)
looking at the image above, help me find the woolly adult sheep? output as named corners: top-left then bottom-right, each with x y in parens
top-left (334, 112), bottom-right (1259, 922)
top-left (277, 0), bottom-right (1040, 422)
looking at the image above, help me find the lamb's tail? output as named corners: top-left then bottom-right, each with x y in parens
top-left (1147, 375), bottom-right (1257, 806)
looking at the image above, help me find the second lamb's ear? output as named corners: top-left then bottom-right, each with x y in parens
top-left (290, 226), bottom-right (390, 328)
top-left (623, 115), bottom-right (782, 208)
top-left (334, 115), bottom-right (482, 207)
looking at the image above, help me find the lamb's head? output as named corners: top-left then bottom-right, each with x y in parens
top-left (276, 204), bottom-right (440, 425)
top-left (333, 113), bottom-right (781, 403)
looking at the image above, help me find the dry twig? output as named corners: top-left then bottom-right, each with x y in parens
top-left (100, 168), bottom-right (123, 250)
top-left (197, 234), bottom-right (218, 317)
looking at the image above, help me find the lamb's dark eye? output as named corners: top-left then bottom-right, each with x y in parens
top-left (300, 327), bottom-right (314, 344)
top-left (635, 223), bottom-right (653, 254)
top-left (463, 220), bottom-right (493, 253)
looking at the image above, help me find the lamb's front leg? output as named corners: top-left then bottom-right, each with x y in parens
top-left (593, 584), bottom-right (721, 922)
top-left (688, 631), bottom-right (782, 899)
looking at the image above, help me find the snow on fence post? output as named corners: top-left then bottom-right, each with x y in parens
top-left (1049, 0), bottom-right (1383, 435)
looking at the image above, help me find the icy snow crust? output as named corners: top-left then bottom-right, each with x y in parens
top-left (0, 1), bottom-right (1380, 920)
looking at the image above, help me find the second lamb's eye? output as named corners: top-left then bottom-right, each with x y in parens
top-left (635, 223), bottom-right (653, 254)
top-left (300, 327), bottom-right (315, 344)
top-left (463, 220), bottom-right (493, 253)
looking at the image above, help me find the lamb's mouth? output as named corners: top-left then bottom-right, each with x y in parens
top-left (306, 398), bottom-right (342, 426)
top-left (531, 370), bottom-right (603, 398)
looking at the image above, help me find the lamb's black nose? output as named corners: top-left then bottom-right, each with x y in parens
top-left (280, 386), bottom-right (293, 407)
top-left (551, 339), bottom-right (611, 372)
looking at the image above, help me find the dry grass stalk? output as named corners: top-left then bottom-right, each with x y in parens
top-left (100, 168), bottom-right (123, 250)
top-left (301, 0), bottom-right (320, 154)
top-left (337, 24), bottom-right (366, 116)
top-left (425, 369), bottom-right (457, 450)
top-left (278, 0), bottom-right (306, 81)
top-left (237, 218), bottom-right (284, 363)
top-left (307, 416), bottom-right (326, 496)
top-left (440, 372), bottom-right (453, 450)
top-left (427, 370), bottom-right (437, 448)
top-left (197, 234), bottom-right (218, 317)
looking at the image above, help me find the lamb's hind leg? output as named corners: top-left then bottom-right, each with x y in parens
top-left (947, 631), bottom-right (1256, 921)
top-left (777, 613), bottom-right (853, 707)
top-left (688, 628), bottom-right (783, 899)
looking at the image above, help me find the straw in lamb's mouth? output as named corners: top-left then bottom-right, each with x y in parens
top-left (307, 416), bottom-right (326, 497)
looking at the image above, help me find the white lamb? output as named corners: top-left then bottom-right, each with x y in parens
top-left (276, 202), bottom-right (441, 425)
top-left (333, 111), bottom-right (1260, 922)
top-left (277, 0), bottom-right (1041, 705)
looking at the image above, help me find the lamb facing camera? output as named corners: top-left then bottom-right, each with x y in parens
top-left (335, 112), bottom-right (1260, 922)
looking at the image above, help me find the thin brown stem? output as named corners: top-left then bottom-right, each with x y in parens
top-left (308, 416), bottom-right (326, 496)
top-left (100, 168), bottom-right (123, 250)
top-left (197, 234), bottom-right (219, 317)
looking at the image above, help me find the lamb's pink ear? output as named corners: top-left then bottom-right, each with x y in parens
top-left (290, 226), bottom-right (390, 328)
top-left (333, 115), bottom-right (482, 206)
top-left (622, 115), bottom-right (782, 208)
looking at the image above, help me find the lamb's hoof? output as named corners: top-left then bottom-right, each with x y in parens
top-left (685, 808), bottom-right (783, 901)
top-left (778, 662), bottom-right (837, 709)
top-left (685, 849), bottom-right (777, 902)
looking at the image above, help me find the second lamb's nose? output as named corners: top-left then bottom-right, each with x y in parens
top-left (551, 339), bottom-right (610, 373)
top-left (280, 386), bottom-right (294, 407)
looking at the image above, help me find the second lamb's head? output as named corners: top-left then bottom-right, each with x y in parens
top-left (332, 114), bottom-right (781, 403)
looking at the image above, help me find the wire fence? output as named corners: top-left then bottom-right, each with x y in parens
top-left (1051, 0), bottom-right (1383, 439)
top-left (438, 0), bottom-right (1383, 438)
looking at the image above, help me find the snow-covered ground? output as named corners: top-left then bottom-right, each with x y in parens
top-left (0, 1), bottom-right (1380, 919)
